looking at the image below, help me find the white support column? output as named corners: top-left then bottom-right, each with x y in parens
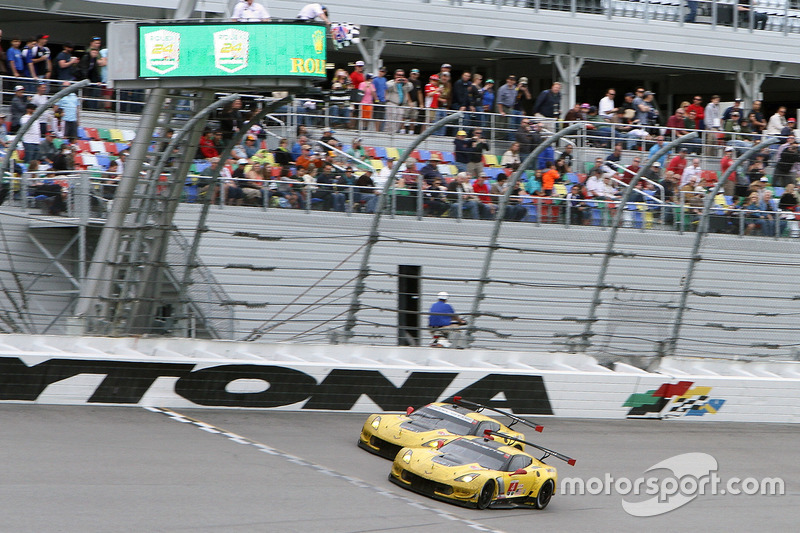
top-left (554, 54), bottom-right (585, 119)
top-left (175, 0), bottom-right (198, 19)
top-left (735, 71), bottom-right (766, 109)
top-left (356, 28), bottom-right (386, 75)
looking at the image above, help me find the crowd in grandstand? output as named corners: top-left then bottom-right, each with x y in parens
top-left (2, 12), bottom-right (800, 235)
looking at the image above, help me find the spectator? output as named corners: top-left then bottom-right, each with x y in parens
top-left (467, 129), bottom-right (489, 178)
top-left (667, 148), bottom-right (689, 176)
top-left (198, 130), bottom-right (218, 159)
top-left (540, 161), bottom-right (560, 196)
top-left (516, 118), bottom-right (541, 159)
top-left (556, 144), bottom-right (574, 173)
top-left (490, 174), bottom-right (526, 220)
top-left (372, 66), bottom-right (388, 130)
top-left (38, 132), bottom-right (58, 164)
top-left (272, 138), bottom-right (292, 167)
top-left (315, 164), bottom-right (346, 211)
top-left (724, 111), bottom-right (753, 151)
top-left (704, 94), bottom-right (723, 131)
top-left (0, 29), bottom-right (5, 78)
top-left (9, 84), bottom-right (27, 133)
top-left (479, 79), bottom-right (495, 131)
top-left (0, 112), bottom-right (8, 148)
top-left (434, 71), bottom-right (452, 135)
top-left (446, 172), bottom-right (484, 219)
top-left (495, 75), bottom-right (518, 140)
top-left (291, 135), bottom-right (308, 161)
top-left (720, 147), bottom-right (739, 196)
top-left (385, 69), bottom-right (414, 133)
top-left (6, 38), bottom-right (25, 80)
top-left (765, 106), bottom-right (787, 135)
top-left (355, 169), bottom-right (379, 213)
top-left (231, 0), bottom-right (270, 21)
top-left (686, 96), bottom-right (705, 129)
top-left (566, 184), bottom-right (590, 225)
top-left (54, 42), bottom-right (79, 81)
top-left (453, 129), bottom-right (472, 173)
top-left (472, 174), bottom-right (497, 218)
top-left (514, 76), bottom-right (533, 117)
top-left (420, 156), bottom-right (443, 186)
top-left (722, 98), bottom-right (744, 122)
top-left (781, 118), bottom-right (797, 140)
top-left (681, 158), bottom-right (703, 187)
top-left (598, 88), bottom-right (617, 119)
top-left (358, 73), bottom-right (377, 131)
top-left (773, 142), bottom-right (800, 187)
top-left (328, 69), bottom-right (352, 128)
top-left (19, 103), bottom-right (41, 164)
top-left (219, 98), bottom-right (245, 140)
top-left (532, 82), bottom-right (562, 126)
top-left (26, 34), bottom-right (51, 81)
top-left (500, 142), bottom-right (521, 168)
top-left (297, 3), bottom-right (330, 24)
top-left (749, 100), bottom-right (767, 134)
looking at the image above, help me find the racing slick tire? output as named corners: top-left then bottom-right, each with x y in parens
top-left (476, 480), bottom-right (497, 510)
top-left (534, 479), bottom-right (555, 510)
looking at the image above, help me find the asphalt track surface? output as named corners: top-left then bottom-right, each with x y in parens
top-left (3, 406), bottom-right (798, 532)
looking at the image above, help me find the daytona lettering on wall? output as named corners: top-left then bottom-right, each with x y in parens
top-left (0, 357), bottom-right (553, 413)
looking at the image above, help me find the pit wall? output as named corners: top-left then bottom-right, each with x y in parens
top-left (0, 335), bottom-right (798, 423)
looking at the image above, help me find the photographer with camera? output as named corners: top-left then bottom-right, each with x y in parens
top-left (385, 69), bottom-right (414, 134)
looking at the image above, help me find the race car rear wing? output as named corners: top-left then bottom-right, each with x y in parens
top-left (452, 396), bottom-right (544, 433)
top-left (483, 429), bottom-right (576, 466)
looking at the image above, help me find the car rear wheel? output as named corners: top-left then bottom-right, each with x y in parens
top-left (476, 480), bottom-right (496, 510)
top-left (534, 479), bottom-right (554, 510)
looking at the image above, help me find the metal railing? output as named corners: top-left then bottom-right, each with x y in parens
top-left (453, 0), bottom-right (799, 34)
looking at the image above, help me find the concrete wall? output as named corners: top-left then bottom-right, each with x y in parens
top-left (1, 334), bottom-right (798, 423)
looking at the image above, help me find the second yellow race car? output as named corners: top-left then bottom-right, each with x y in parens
top-left (358, 397), bottom-right (543, 460)
top-left (389, 430), bottom-right (576, 510)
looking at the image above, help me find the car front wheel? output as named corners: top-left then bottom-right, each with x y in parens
top-left (476, 480), bottom-right (496, 509)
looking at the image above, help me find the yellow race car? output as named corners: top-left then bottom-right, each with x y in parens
top-left (358, 397), bottom-right (543, 460)
top-left (389, 430), bottom-right (576, 510)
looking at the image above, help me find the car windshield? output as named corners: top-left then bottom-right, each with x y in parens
top-left (407, 405), bottom-right (478, 434)
top-left (438, 438), bottom-right (509, 471)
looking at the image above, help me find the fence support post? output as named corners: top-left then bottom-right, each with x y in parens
top-left (664, 136), bottom-right (778, 362)
top-left (342, 112), bottom-right (463, 341)
top-left (465, 123), bottom-right (582, 348)
top-left (579, 132), bottom-right (699, 357)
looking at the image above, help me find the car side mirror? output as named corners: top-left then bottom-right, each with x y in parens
top-left (512, 469), bottom-right (527, 476)
top-left (406, 406), bottom-right (414, 415)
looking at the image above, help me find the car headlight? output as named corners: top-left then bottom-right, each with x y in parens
top-left (455, 473), bottom-right (479, 483)
top-left (402, 450), bottom-right (413, 464)
top-left (422, 439), bottom-right (445, 448)
top-left (371, 416), bottom-right (381, 430)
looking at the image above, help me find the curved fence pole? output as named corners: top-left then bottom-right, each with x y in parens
top-left (342, 111), bottom-right (464, 341)
top-left (665, 136), bottom-right (779, 360)
top-left (465, 122), bottom-right (583, 347)
top-left (2, 79), bottom-right (90, 174)
top-left (579, 131), bottom-right (699, 356)
top-left (181, 96), bottom-right (292, 336)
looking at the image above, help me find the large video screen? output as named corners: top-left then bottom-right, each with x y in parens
top-left (137, 22), bottom-right (327, 79)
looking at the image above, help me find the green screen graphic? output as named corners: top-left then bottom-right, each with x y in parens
top-left (138, 23), bottom-right (327, 78)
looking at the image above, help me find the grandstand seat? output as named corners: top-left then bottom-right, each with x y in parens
top-left (410, 149), bottom-right (422, 161)
top-left (77, 127), bottom-right (89, 140)
top-left (553, 183), bottom-right (568, 197)
top-left (483, 154), bottom-right (500, 167)
top-left (483, 168), bottom-right (504, 179)
top-left (97, 128), bottom-right (112, 141)
top-left (89, 141), bottom-right (106, 153)
top-left (417, 149), bottom-right (432, 162)
top-left (566, 172), bottom-right (580, 184)
top-left (429, 151), bottom-right (444, 162)
top-left (446, 164), bottom-right (459, 176)
top-left (84, 128), bottom-right (99, 140)
top-left (440, 151), bottom-right (455, 164)
top-left (80, 153), bottom-right (99, 166)
top-left (96, 155), bottom-right (111, 167)
top-left (365, 146), bottom-right (377, 158)
top-left (121, 130), bottom-right (136, 142)
top-left (116, 143), bottom-right (128, 154)
top-left (374, 146), bottom-right (387, 159)
top-left (371, 159), bottom-right (383, 170)
top-left (386, 147), bottom-right (400, 160)
top-left (195, 161), bottom-right (211, 173)
top-left (76, 140), bottom-right (92, 152)
top-left (104, 142), bottom-right (119, 155)
top-left (109, 129), bottom-right (125, 142)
